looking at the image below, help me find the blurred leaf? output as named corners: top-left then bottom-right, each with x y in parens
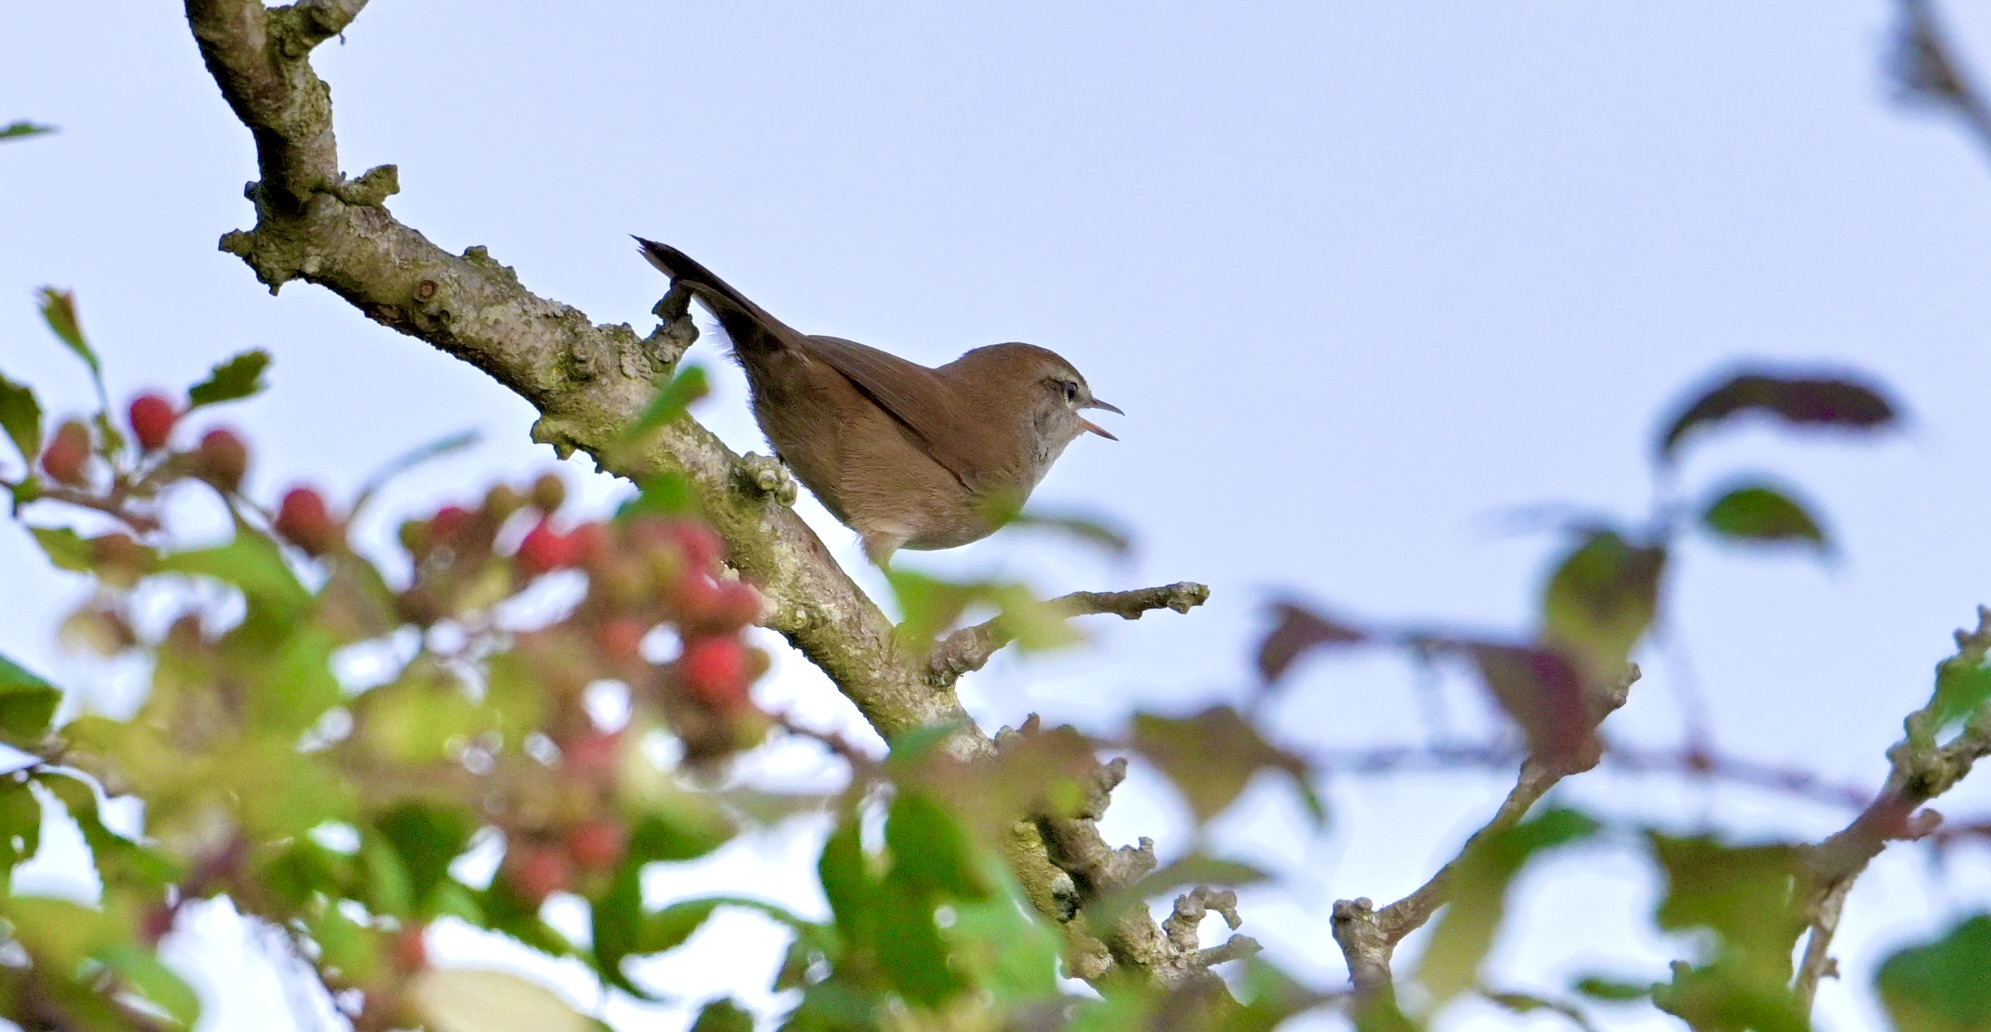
top-left (1929, 659), bottom-right (1991, 740)
top-left (359, 834), bottom-right (415, 918)
top-left (37, 288), bottom-right (100, 384)
top-left (1479, 991), bottom-right (1599, 1032)
top-left (99, 942), bottom-right (202, 1027)
top-left (351, 429), bottom-right (479, 515)
top-left (28, 525), bottom-right (93, 572)
top-left (159, 531), bottom-right (310, 618)
top-left (39, 771), bottom-right (180, 890)
top-left (0, 780), bottom-right (43, 877)
top-left (0, 370), bottom-right (42, 463)
top-left (885, 791), bottom-right (987, 900)
top-left (622, 364), bottom-right (710, 443)
top-left (875, 864), bottom-right (966, 1007)
top-left (1420, 808), bottom-right (1600, 1004)
top-left (1541, 529), bottom-right (1665, 680)
top-left (642, 898), bottom-right (723, 954)
top-left (1878, 914), bottom-right (1991, 1032)
top-left (616, 470), bottom-right (693, 520)
top-left (1657, 369), bottom-right (1897, 463)
top-left (887, 569), bottom-right (1080, 652)
top-left (1467, 642), bottom-right (1593, 765)
top-left (627, 804), bottom-right (734, 864)
top-left (1572, 976), bottom-right (1654, 1002)
top-left (376, 803), bottom-right (475, 912)
top-left (1700, 481), bottom-right (1828, 553)
top-left (1648, 833), bottom-right (1807, 989)
top-left (1, 121), bottom-right (56, 141)
top-left (186, 348), bottom-right (271, 409)
top-left (818, 814), bottom-right (874, 951)
top-left (1089, 852), bottom-right (1270, 931)
top-left (0, 651), bottom-right (60, 740)
top-left (691, 998), bottom-right (756, 1032)
top-left (946, 887), bottom-right (1063, 1004)
top-left (408, 968), bottom-right (591, 1032)
top-left (1132, 706), bottom-right (1310, 824)
top-left (1257, 602), bottom-right (1365, 685)
top-left (887, 567), bottom-right (980, 644)
top-left (255, 627), bottom-right (341, 737)
top-left (1651, 959), bottom-right (1809, 1032)
top-left (1007, 509), bottom-right (1133, 554)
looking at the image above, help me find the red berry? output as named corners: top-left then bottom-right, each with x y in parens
top-left (429, 504), bottom-right (474, 541)
top-left (562, 729), bottom-right (623, 785)
top-left (598, 617), bottom-right (649, 663)
top-left (275, 486), bottom-right (340, 556)
top-left (567, 522), bottom-right (610, 568)
top-left (679, 636), bottom-right (751, 711)
top-left (504, 845), bottom-right (572, 906)
top-left (389, 924), bottom-right (428, 973)
top-left (516, 519), bottom-right (579, 576)
top-left (127, 393), bottom-right (177, 452)
top-left (668, 521), bottom-right (724, 573)
top-left (565, 819), bottom-right (627, 874)
top-left (194, 428), bottom-right (249, 492)
top-left (40, 421), bottom-right (91, 486)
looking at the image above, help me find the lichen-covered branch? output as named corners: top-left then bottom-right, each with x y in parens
top-left (179, 0), bottom-right (1213, 992)
top-left (927, 581), bottom-right (1210, 686)
top-left (1330, 664), bottom-right (1640, 1004)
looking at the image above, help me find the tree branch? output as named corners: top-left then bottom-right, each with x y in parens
top-left (927, 581), bottom-right (1210, 686)
top-left (178, 0), bottom-right (1212, 993)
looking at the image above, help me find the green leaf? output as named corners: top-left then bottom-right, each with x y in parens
top-left (0, 371), bottom-right (42, 464)
top-left (1572, 975), bottom-right (1654, 1002)
top-left (1420, 808), bottom-right (1600, 1004)
top-left (0, 651), bottom-right (60, 740)
top-left (818, 815), bottom-right (873, 950)
top-left (642, 898), bottom-right (723, 954)
top-left (1930, 660), bottom-right (1991, 740)
top-left (186, 349), bottom-right (271, 409)
top-left (1130, 706), bottom-right (1310, 824)
top-left (1648, 833), bottom-right (1807, 989)
top-left (946, 889), bottom-right (1062, 1003)
top-left (376, 803), bottom-right (475, 912)
top-left (37, 288), bottom-right (101, 384)
top-left (1878, 914), bottom-right (1991, 1031)
top-left (885, 791), bottom-right (987, 900)
top-left (1652, 959), bottom-right (1810, 1032)
top-left (158, 531), bottom-right (310, 617)
top-left (0, 780), bottom-right (44, 877)
top-left (690, 998), bottom-right (756, 1032)
top-left (1541, 528), bottom-right (1665, 679)
top-left (626, 804), bottom-right (734, 865)
top-left (616, 471), bottom-right (694, 520)
top-left (360, 834), bottom-right (416, 918)
top-left (1700, 481), bottom-right (1828, 552)
top-left (28, 525), bottom-right (93, 572)
top-left (621, 364), bottom-right (710, 443)
top-left (875, 866), bottom-right (965, 1007)
top-left (1, 121), bottom-right (56, 141)
top-left (98, 943), bottom-right (202, 1027)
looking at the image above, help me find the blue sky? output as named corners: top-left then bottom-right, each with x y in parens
top-left (6, 3), bottom-right (1991, 1029)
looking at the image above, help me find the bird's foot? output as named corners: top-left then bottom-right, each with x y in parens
top-left (736, 452), bottom-right (799, 505)
top-left (641, 283), bottom-right (700, 363)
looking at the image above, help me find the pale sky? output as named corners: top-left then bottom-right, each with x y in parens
top-left (6, 3), bottom-right (1991, 1030)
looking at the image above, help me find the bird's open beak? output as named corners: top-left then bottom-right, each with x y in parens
top-left (1080, 398), bottom-right (1122, 440)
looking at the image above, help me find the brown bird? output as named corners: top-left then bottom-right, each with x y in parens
top-left (635, 237), bottom-right (1120, 565)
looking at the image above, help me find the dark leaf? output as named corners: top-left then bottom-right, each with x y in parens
top-left (1700, 481), bottom-right (1828, 552)
top-left (0, 779), bottom-right (44, 877)
top-left (0, 651), bottom-right (60, 741)
top-left (1420, 809), bottom-right (1600, 1003)
top-left (1877, 913), bottom-right (1991, 1032)
top-left (359, 834), bottom-right (415, 918)
top-left (1572, 976), bottom-right (1654, 1002)
top-left (1657, 369), bottom-right (1897, 463)
top-left (621, 364), bottom-right (710, 443)
top-left (1256, 602), bottom-right (1365, 686)
top-left (875, 866), bottom-right (966, 1006)
top-left (818, 814), bottom-right (874, 951)
top-left (0, 122), bottom-right (56, 141)
top-left (186, 348), bottom-right (271, 409)
top-left (642, 898), bottom-right (724, 954)
top-left (1469, 643), bottom-right (1594, 766)
top-left (0, 371), bottom-right (42, 464)
top-left (36, 288), bottom-right (100, 383)
top-left (376, 803), bottom-right (475, 911)
top-left (1541, 529), bottom-right (1665, 680)
top-left (626, 805), bottom-right (734, 864)
top-left (1130, 706), bottom-right (1311, 824)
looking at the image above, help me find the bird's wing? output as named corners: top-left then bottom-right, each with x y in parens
top-left (800, 335), bottom-right (996, 490)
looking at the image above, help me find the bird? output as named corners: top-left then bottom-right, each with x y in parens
top-left (634, 237), bottom-right (1120, 565)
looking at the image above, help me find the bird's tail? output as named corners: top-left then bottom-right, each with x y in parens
top-left (632, 236), bottom-right (793, 353)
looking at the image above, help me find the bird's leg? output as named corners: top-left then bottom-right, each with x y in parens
top-left (735, 452), bottom-right (799, 506)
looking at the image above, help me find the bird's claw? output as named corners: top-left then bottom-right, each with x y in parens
top-left (737, 452), bottom-right (799, 505)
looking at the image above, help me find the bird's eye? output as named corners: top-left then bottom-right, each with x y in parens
top-left (1062, 381), bottom-right (1080, 403)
